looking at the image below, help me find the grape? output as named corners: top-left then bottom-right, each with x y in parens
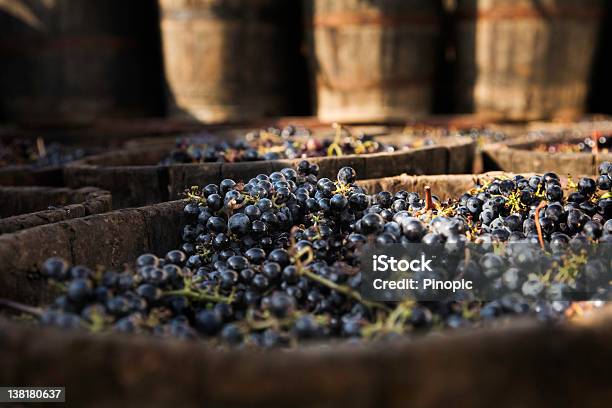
top-left (22, 160), bottom-right (612, 347)
top-left (159, 126), bottom-right (417, 165)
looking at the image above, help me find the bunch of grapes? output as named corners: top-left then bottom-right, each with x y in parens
top-left (160, 125), bottom-right (418, 165)
top-left (533, 132), bottom-right (612, 154)
top-left (7, 161), bottom-right (612, 347)
top-left (403, 125), bottom-right (506, 146)
top-left (0, 138), bottom-right (86, 168)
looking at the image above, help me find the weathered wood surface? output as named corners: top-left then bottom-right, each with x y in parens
top-left (307, 0), bottom-right (442, 122)
top-left (482, 133), bottom-right (612, 175)
top-left (455, 0), bottom-right (603, 120)
top-left (0, 186), bottom-right (111, 235)
top-left (159, 0), bottom-right (296, 123)
top-left (0, 200), bottom-right (183, 304)
top-left (2, 317), bottom-right (612, 408)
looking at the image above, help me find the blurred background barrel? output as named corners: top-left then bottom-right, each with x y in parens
top-left (0, 0), bottom-right (164, 127)
top-left (588, 1), bottom-right (612, 115)
top-left (455, 0), bottom-right (604, 121)
top-left (159, 0), bottom-right (300, 123)
top-left (307, 0), bottom-right (442, 123)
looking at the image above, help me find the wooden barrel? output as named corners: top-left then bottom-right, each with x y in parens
top-left (0, 118), bottom-right (204, 187)
top-left (1, 175), bottom-right (612, 407)
top-left (0, 0), bottom-right (163, 126)
top-left (2, 317), bottom-right (612, 407)
top-left (64, 134), bottom-right (475, 208)
top-left (482, 133), bottom-right (612, 175)
top-left (158, 0), bottom-right (296, 123)
top-left (1, 118), bottom-right (208, 149)
top-left (527, 118), bottom-right (612, 134)
top-left (307, 0), bottom-right (442, 123)
top-left (0, 186), bottom-right (111, 234)
top-left (455, 0), bottom-right (604, 121)
top-left (0, 170), bottom-right (578, 303)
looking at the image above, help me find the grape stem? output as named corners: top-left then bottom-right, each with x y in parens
top-left (592, 131), bottom-right (600, 156)
top-left (534, 200), bottom-right (548, 250)
top-left (162, 289), bottom-right (233, 304)
top-left (384, 300), bottom-right (413, 330)
top-left (424, 186), bottom-right (434, 211)
top-left (36, 137), bottom-right (46, 158)
top-left (0, 298), bottom-right (43, 317)
top-left (291, 246), bottom-right (390, 312)
top-left (300, 268), bottom-right (390, 312)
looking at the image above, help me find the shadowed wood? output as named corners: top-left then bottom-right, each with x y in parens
top-left (0, 0), bottom-right (163, 126)
top-left (0, 164), bottom-right (63, 187)
top-left (158, 0), bottom-right (295, 123)
top-left (0, 186), bottom-right (111, 234)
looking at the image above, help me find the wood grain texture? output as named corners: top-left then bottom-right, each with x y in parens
top-left (0, 186), bottom-right (111, 234)
top-left (482, 133), bottom-right (600, 174)
top-left (307, 0), bottom-right (442, 123)
top-left (455, 0), bottom-right (603, 120)
top-left (158, 0), bottom-right (294, 123)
